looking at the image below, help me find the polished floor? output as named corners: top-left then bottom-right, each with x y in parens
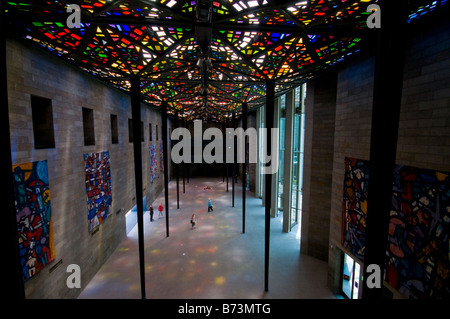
top-left (79, 177), bottom-right (336, 299)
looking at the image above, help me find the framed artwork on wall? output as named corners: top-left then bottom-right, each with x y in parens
top-left (342, 157), bottom-right (369, 262)
top-left (12, 160), bottom-right (55, 282)
top-left (150, 144), bottom-right (157, 181)
top-left (84, 151), bottom-right (112, 232)
top-left (386, 164), bottom-right (450, 299)
top-left (341, 157), bottom-right (450, 299)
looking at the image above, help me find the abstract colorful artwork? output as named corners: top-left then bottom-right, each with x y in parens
top-left (84, 151), bottom-right (112, 232)
top-left (150, 144), bottom-right (157, 181)
top-left (342, 157), bottom-right (370, 261)
top-left (12, 160), bottom-right (54, 282)
top-left (342, 157), bottom-right (450, 299)
top-left (386, 165), bottom-right (450, 299)
top-left (160, 143), bottom-right (164, 173)
top-left (6, 1), bottom-right (447, 121)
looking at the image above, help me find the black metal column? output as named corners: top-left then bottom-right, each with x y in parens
top-left (264, 80), bottom-right (275, 292)
top-left (182, 163), bottom-right (185, 193)
top-left (183, 117), bottom-right (186, 194)
top-left (161, 102), bottom-right (170, 238)
top-left (226, 116), bottom-right (229, 192)
top-left (242, 103), bottom-right (248, 234)
top-left (130, 76), bottom-right (146, 299)
top-left (232, 112), bottom-right (236, 207)
top-left (2, 5), bottom-right (26, 299)
top-left (363, 0), bottom-right (407, 299)
top-left (175, 111), bottom-right (179, 209)
top-left (222, 120), bottom-right (226, 183)
top-left (186, 119), bottom-right (189, 184)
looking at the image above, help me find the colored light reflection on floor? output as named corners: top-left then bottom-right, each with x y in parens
top-left (79, 177), bottom-right (335, 299)
top-left (215, 276), bottom-right (226, 285)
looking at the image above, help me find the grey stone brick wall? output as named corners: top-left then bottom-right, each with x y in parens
top-left (325, 19), bottom-right (450, 295)
top-left (301, 72), bottom-right (337, 262)
top-left (7, 37), bottom-right (164, 298)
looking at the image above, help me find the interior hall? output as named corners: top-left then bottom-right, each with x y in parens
top-left (3, 0), bottom-right (450, 300)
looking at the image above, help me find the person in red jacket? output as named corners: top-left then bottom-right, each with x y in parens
top-left (158, 203), bottom-right (164, 218)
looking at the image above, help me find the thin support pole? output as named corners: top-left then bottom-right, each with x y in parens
top-left (186, 121), bottom-right (189, 184)
top-left (242, 102), bottom-right (248, 234)
top-left (161, 102), bottom-right (170, 237)
top-left (226, 162), bottom-right (229, 192)
top-left (222, 121), bottom-right (226, 183)
top-left (130, 76), bottom-right (146, 299)
top-left (363, 0), bottom-right (407, 299)
top-left (264, 80), bottom-right (275, 292)
top-left (176, 167), bottom-right (179, 209)
top-left (175, 111), bottom-right (179, 209)
top-left (232, 112), bottom-right (235, 207)
top-left (182, 164), bottom-right (185, 194)
top-left (187, 164), bottom-right (189, 184)
top-left (183, 118), bottom-right (186, 194)
top-left (226, 116), bottom-right (229, 192)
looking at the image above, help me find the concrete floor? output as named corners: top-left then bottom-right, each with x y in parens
top-left (78, 177), bottom-right (336, 299)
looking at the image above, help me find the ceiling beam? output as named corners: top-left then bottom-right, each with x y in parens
top-left (5, 11), bottom-right (370, 37)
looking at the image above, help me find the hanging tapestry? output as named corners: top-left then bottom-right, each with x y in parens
top-left (341, 157), bottom-right (450, 299)
top-left (12, 160), bottom-right (55, 282)
top-left (84, 151), bottom-right (112, 232)
top-left (150, 144), bottom-right (157, 181)
top-left (386, 165), bottom-right (450, 299)
top-left (342, 157), bottom-right (370, 261)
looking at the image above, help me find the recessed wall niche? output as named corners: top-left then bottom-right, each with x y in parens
top-left (31, 95), bottom-right (55, 149)
top-left (82, 107), bottom-right (95, 146)
top-left (110, 114), bottom-right (118, 144)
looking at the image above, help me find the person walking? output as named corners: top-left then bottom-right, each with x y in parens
top-left (158, 203), bottom-right (164, 218)
top-left (208, 199), bottom-right (213, 212)
top-left (149, 205), bottom-right (154, 222)
top-left (190, 214), bottom-right (196, 229)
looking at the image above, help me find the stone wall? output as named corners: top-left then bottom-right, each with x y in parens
top-left (325, 18), bottom-right (450, 294)
top-left (396, 19), bottom-right (450, 172)
top-left (7, 37), bottom-right (164, 298)
top-left (327, 53), bottom-right (375, 292)
top-left (301, 72), bottom-right (337, 261)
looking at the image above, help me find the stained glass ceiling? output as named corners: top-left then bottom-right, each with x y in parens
top-left (3, 0), bottom-right (449, 121)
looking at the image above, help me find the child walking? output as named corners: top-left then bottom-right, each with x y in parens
top-left (208, 199), bottom-right (213, 212)
top-left (158, 203), bottom-right (164, 218)
top-left (190, 214), bottom-right (196, 229)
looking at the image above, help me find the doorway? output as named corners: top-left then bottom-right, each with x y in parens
top-left (341, 253), bottom-right (362, 299)
top-left (125, 196), bottom-right (147, 234)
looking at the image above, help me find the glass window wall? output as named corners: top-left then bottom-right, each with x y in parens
top-left (257, 85), bottom-right (305, 233)
top-left (290, 85), bottom-right (305, 230)
top-left (278, 95), bottom-right (286, 214)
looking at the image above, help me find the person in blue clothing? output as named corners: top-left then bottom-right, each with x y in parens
top-left (208, 199), bottom-right (213, 212)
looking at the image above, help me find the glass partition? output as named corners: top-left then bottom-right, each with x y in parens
top-left (278, 95), bottom-right (286, 214)
top-left (290, 85), bottom-right (305, 230)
